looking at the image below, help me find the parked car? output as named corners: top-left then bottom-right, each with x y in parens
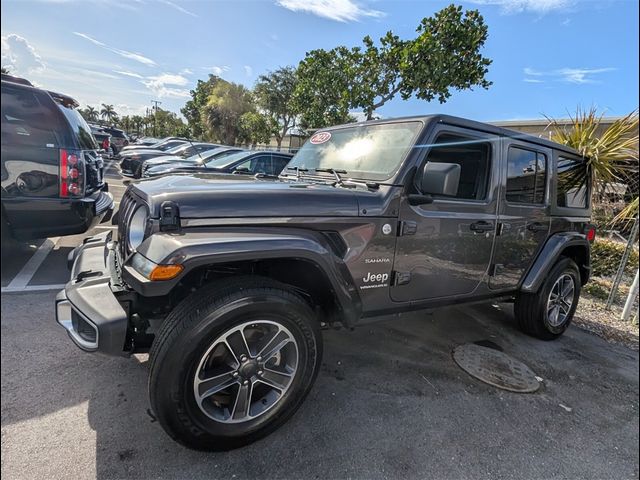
top-left (118, 137), bottom-right (186, 155)
top-left (127, 142), bottom-right (219, 178)
top-left (141, 147), bottom-right (243, 177)
top-left (100, 126), bottom-right (129, 155)
top-left (118, 140), bottom-right (190, 176)
top-left (89, 125), bottom-right (111, 154)
top-left (1, 75), bottom-right (113, 242)
top-left (131, 136), bottom-right (161, 146)
top-left (143, 149), bottom-right (292, 178)
top-left (56, 115), bottom-right (594, 451)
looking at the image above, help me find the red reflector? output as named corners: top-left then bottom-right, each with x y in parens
top-left (586, 227), bottom-right (596, 242)
top-left (68, 154), bottom-right (79, 165)
top-left (69, 168), bottom-right (79, 179)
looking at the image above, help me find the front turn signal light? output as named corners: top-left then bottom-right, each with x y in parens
top-left (149, 264), bottom-right (184, 281)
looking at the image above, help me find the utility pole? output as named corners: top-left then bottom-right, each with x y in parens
top-left (151, 100), bottom-right (162, 137)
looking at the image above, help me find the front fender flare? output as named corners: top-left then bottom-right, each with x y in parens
top-left (520, 232), bottom-right (590, 293)
top-left (122, 228), bottom-right (362, 325)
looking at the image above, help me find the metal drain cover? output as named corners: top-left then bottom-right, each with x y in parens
top-left (453, 344), bottom-right (540, 393)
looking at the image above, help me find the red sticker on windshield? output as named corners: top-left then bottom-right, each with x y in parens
top-left (310, 132), bottom-right (331, 144)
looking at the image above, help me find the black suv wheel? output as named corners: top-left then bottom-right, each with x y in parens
top-left (514, 257), bottom-right (581, 340)
top-left (148, 277), bottom-right (322, 451)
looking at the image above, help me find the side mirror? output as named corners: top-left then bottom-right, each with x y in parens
top-left (419, 162), bottom-right (461, 197)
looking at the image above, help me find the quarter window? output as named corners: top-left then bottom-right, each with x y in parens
top-left (557, 156), bottom-right (589, 208)
top-left (506, 147), bottom-right (546, 204)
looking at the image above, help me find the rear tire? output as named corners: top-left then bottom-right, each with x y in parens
top-left (148, 276), bottom-right (322, 451)
top-left (515, 257), bottom-right (581, 340)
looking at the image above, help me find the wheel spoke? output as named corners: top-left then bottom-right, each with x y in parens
top-left (225, 331), bottom-right (251, 364)
top-left (259, 368), bottom-right (292, 391)
top-left (231, 383), bottom-right (253, 420)
top-left (548, 305), bottom-right (560, 325)
top-left (196, 372), bottom-right (237, 400)
top-left (561, 279), bottom-right (574, 298)
top-left (559, 299), bottom-right (572, 314)
top-left (258, 331), bottom-right (292, 361)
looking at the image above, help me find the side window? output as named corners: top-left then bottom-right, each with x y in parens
top-left (1, 86), bottom-right (61, 148)
top-left (423, 133), bottom-right (491, 200)
top-left (273, 156), bottom-right (290, 175)
top-left (506, 147), bottom-right (546, 204)
top-left (251, 155), bottom-right (272, 174)
top-left (557, 156), bottom-right (589, 208)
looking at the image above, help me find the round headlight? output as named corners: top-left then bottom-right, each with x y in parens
top-left (128, 206), bottom-right (147, 250)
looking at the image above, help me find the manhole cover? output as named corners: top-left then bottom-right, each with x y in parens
top-left (453, 344), bottom-right (540, 393)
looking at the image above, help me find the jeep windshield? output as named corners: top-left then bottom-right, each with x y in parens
top-left (286, 121), bottom-right (423, 182)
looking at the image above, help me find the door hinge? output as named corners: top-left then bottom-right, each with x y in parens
top-left (398, 221), bottom-right (417, 236)
top-left (159, 201), bottom-right (181, 231)
top-left (393, 271), bottom-right (411, 286)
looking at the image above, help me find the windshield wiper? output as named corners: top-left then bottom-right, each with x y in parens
top-left (286, 166), bottom-right (309, 179)
top-left (315, 168), bottom-right (347, 186)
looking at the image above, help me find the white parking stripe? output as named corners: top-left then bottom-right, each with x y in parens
top-left (5, 237), bottom-right (60, 290)
top-left (1, 284), bottom-right (65, 294)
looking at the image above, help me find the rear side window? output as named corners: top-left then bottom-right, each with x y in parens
top-left (506, 147), bottom-right (546, 204)
top-left (557, 156), bottom-right (590, 208)
top-left (1, 85), bottom-right (62, 148)
top-left (424, 133), bottom-right (491, 201)
top-left (56, 102), bottom-right (97, 150)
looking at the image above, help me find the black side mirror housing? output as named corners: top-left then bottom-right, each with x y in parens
top-left (420, 162), bottom-right (461, 197)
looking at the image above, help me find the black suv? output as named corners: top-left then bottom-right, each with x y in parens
top-left (56, 115), bottom-right (594, 450)
top-left (1, 75), bottom-right (113, 241)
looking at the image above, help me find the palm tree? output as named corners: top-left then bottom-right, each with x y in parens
top-left (85, 106), bottom-right (98, 122)
top-left (547, 108), bottom-right (638, 187)
top-left (100, 104), bottom-right (117, 125)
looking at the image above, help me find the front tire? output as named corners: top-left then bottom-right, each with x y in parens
top-left (515, 257), bottom-right (581, 340)
top-left (148, 277), bottom-right (322, 450)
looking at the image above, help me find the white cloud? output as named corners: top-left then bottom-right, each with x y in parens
top-left (115, 70), bottom-right (144, 79)
top-left (142, 72), bottom-right (191, 98)
top-left (244, 65), bottom-right (253, 77)
top-left (180, 68), bottom-right (193, 75)
top-left (73, 32), bottom-right (156, 66)
top-left (1, 34), bottom-right (45, 74)
top-left (159, 0), bottom-right (198, 17)
top-left (469, 0), bottom-right (573, 14)
top-left (207, 65), bottom-right (230, 76)
top-left (523, 66), bottom-right (615, 84)
top-left (276, 0), bottom-right (385, 22)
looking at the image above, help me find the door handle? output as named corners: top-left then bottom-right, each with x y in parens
top-left (470, 221), bottom-right (495, 232)
top-left (527, 222), bottom-right (547, 232)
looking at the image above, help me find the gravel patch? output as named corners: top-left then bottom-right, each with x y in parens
top-left (574, 294), bottom-right (639, 351)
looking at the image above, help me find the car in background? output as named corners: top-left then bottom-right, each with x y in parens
top-left (131, 136), bottom-right (161, 146)
top-left (144, 150), bottom-right (293, 178)
top-left (118, 136), bottom-right (186, 155)
top-left (1, 74), bottom-right (113, 242)
top-left (118, 139), bottom-right (190, 176)
top-left (141, 147), bottom-right (243, 177)
top-left (100, 126), bottom-right (128, 154)
top-left (89, 125), bottom-right (111, 154)
top-left (127, 142), bottom-right (219, 178)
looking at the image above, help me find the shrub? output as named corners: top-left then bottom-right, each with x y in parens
top-left (590, 238), bottom-right (639, 277)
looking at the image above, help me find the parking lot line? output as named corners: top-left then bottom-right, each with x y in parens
top-left (5, 237), bottom-right (59, 291)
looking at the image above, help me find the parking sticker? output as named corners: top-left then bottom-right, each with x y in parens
top-left (310, 132), bottom-right (331, 144)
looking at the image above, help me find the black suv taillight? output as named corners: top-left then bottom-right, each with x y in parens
top-left (59, 149), bottom-right (85, 198)
top-left (584, 224), bottom-right (596, 242)
top-left (102, 138), bottom-right (110, 150)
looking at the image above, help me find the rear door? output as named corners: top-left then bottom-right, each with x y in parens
top-left (488, 139), bottom-right (551, 290)
top-left (390, 126), bottom-right (500, 302)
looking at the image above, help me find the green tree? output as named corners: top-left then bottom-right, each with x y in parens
top-left (181, 74), bottom-right (224, 139)
top-left (254, 66), bottom-right (299, 149)
top-left (99, 103), bottom-right (118, 125)
top-left (295, 4), bottom-right (492, 127)
top-left (238, 112), bottom-right (274, 147)
top-left (201, 82), bottom-right (254, 145)
top-left (79, 106), bottom-right (99, 123)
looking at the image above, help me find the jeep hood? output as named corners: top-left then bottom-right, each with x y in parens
top-left (130, 174), bottom-right (361, 218)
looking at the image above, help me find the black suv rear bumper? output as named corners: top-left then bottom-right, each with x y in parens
top-left (55, 232), bottom-right (129, 356)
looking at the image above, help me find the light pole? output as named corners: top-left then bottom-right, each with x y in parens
top-left (151, 100), bottom-right (162, 137)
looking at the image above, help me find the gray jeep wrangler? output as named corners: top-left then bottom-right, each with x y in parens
top-left (56, 115), bottom-right (595, 450)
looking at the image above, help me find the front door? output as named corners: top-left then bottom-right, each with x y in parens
top-left (390, 126), bottom-right (500, 303)
top-left (488, 139), bottom-right (551, 290)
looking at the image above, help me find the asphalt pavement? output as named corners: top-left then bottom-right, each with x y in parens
top-left (1, 163), bottom-right (639, 479)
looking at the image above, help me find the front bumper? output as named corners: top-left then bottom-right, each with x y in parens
top-left (55, 232), bottom-right (130, 356)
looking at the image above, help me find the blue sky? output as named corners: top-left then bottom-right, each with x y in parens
top-left (2, 0), bottom-right (638, 122)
